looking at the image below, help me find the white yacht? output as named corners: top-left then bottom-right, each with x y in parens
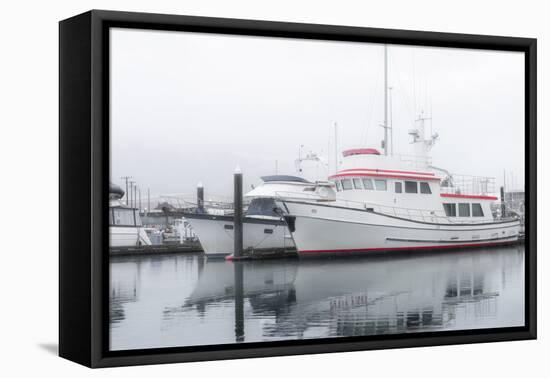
top-left (278, 45), bottom-right (520, 257)
top-left (109, 183), bottom-right (152, 247)
top-left (184, 175), bottom-right (334, 257)
top-left (278, 120), bottom-right (520, 257)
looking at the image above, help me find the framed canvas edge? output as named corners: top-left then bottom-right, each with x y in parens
top-left (59, 10), bottom-right (94, 367)
top-left (93, 330), bottom-right (535, 368)
top-left (58, 9), bottom-right (537, 369)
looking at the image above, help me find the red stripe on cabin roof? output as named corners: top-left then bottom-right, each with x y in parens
top-left (342, 148), bottom-right (381, 156)
top-left (440, 193), bottom-right (498, 201)
top-left (339, 168), bottom-right (435, 176)
top-left (299, 240), bottom-right (515, 254)
top-left (329, 173), bottom-right (440, 181)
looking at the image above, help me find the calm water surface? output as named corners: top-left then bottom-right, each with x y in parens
top-left (110, 246), bottom-right (525, 350)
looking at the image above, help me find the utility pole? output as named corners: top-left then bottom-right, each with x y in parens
top-left (147, 188), bottom-right (150, 215)
top-left (128, 181), bottom-right (135, 208)
top-left (120, 176), bottom-right (132, 205)
top-left (138, 188), bottom-right (142, 212)
top-left (134, 184), bottom-right (138, 210)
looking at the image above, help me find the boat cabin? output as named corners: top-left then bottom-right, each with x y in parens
top-left (329, 148), bottom-right (497, 223)
top-left (109, 203), bottom-right (143, 227)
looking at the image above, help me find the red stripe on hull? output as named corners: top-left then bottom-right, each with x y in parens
top-left (440, 193), bottom-right (498, 201)
top-left (299, 240), bottom-right (517, 255)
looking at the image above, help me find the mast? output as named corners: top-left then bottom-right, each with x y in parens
top-left (389, 86), bottom-right (394, 156)
top-left (383, 44), bottom-right (388, 156)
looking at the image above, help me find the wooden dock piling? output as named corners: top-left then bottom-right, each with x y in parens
top-left (197, 181), bottom-right (204, 213)
top-left (233, 166), bottom-right (243, 258)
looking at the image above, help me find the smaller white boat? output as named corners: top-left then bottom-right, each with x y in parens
top-left (184, 175), bottom-right (335, 257)
top-left (109, 183), bottom-right (152, 247)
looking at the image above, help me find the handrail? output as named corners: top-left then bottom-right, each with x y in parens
top-left (272, 190), bottom-right (333, 201)
top-left (440, 174), bottom-right (496, 196)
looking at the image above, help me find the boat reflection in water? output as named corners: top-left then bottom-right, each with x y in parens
top-left (109, 246), bottom-right (524, 351)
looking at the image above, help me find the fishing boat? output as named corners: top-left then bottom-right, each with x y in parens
top-left (277, 46), bottom-right (520, 257)
top-left (278, 143), bottom-right (520, 256)
top-left (109, 182), bottom-right (152, 247)
top-left (184, 175), bottom-right (334, 257)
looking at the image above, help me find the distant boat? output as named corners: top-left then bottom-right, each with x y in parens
top-left (109, 182), bottom-right (152, 247)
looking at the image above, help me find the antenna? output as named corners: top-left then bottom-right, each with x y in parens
top-left (409, 111), bottom-right (437, 165)
top-left (334, 122), bottom-right (338, 173)
top-left (296, 144), bottom-right (305, 173)
top-left (328, 127), bottom-right (331, 174)
top-left (429, 97), bottom-right (433, 138)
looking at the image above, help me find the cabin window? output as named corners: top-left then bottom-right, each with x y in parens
top-left (113, 208), bottom-right (136, 226)
top-left (341, 179), bottom-right (353, 190)
top-left (374, 179), bottom-right (387, 191)
top-left (395, 182), bottom-right (402, 193)
top-left (443, 203), bottom-right (457, 217)
top-left (472, 203), bottom-right (484, 217)
top-left (405, 181), bottom-right (418, 193)
top-left (335, 180), bottom-right (342, 192)
top-left (353, 178), bottom-right (363, 190)
top-left (458, 203), bottom-right (470, 217)
top-left (247, 198), bottom-right (280, 217)
top-left (420, 182), bottom-right (432, 194)
top-left (362, 178), bottom-right (374, 190)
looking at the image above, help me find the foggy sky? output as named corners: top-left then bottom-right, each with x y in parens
top-left (110, 28), bottom-right (525, 198)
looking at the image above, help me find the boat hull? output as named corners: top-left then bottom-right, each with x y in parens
top-left (184, 213), bottom-right (294, 257)
top-left (281, 200), bottom-right (521, 256)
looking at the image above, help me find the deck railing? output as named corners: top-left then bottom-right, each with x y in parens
top-left (274, 192), bottom-right (512, 225)
top-left (439, 174), bottom-right (496, 197)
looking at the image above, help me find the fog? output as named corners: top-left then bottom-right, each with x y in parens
top-left (110, 28), bottom-right (525, 198)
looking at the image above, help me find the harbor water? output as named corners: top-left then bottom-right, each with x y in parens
top-left (110, 245), bottom-right (525, 351)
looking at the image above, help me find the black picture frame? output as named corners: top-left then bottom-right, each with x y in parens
top-left (59, 9), bottom-right (537, 368)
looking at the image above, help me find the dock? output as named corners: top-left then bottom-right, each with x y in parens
top-left (110, 241), bottom-right (203, 257)
top-left (226, 247), bottom-right (298, 261)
